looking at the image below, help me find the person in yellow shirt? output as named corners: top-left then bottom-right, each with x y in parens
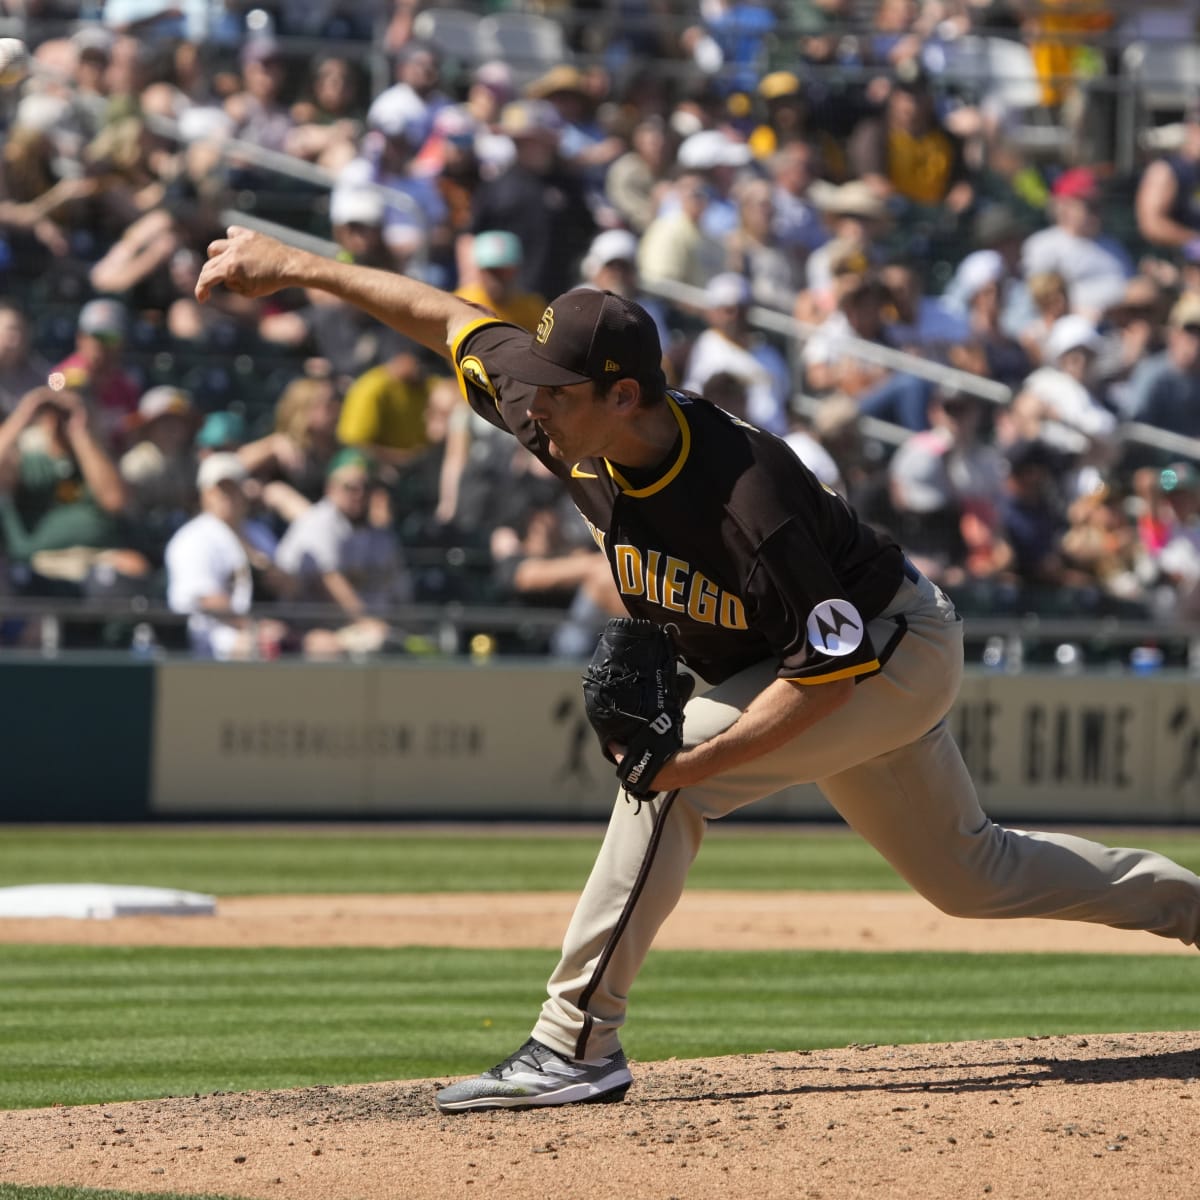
top-left (454, 230), bottom-right (546, 332)
top-left (847, 73), bottom-right (973, 216)
top-left (336, 352), bottom-right (434, 468)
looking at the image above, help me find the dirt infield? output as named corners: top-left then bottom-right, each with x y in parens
top-left (0, 892), bottom-right (1197, 1199)
top-left (0, 890), bottom-right (1196, 954)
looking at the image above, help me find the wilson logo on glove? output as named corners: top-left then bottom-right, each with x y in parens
top-left (582, 618), bottom-right (695, 799)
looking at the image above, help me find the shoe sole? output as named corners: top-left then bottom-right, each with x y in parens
top-left (435, 1078), bottom-right (631, 1114)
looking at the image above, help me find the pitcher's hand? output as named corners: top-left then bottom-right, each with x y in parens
top-left (195, 226), bottom-right (305, 303)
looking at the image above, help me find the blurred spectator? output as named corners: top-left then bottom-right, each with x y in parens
top-left (1021, 168), bottom-right (1132, 320)
top-left (996, 438), bottom-right (1073, 589)
top-left (51, 300), bottom-right (140, 445)
top-left (285, 54), bottom-right (365, 172)
top-left (775, 380), bottom-right (847, 491)
top-left (118, 385), bottom-right (198, 525)
top-left (847, 71), bottom-right (974, 219)
top-left (275, 449), bottom-right (410, 659)
top-left (415, 106), bottom-right (485, 263)
top-left (879, 260), bottom-right (969, 352)
top-left (325, 187), bottom-right (401, 272)
top-left (578, 228), bottom-right (671, 354)
top-left (1008, 314), bottom-right (1117, 455)
top-left (1024, 0), bottom-right (1112, 120)
top-left (455, 230), bottom-right (546, 332)
top-left (944, 206), bottom-right (1032, 324)
top-left (397, 377), bottom-right (478, 549)
top-left (165, 453), bottom-right (289, 660)
top-left (0, 95), bottom-right (99, 261)
top-left (802, 271), bottom-right (933, 431)
top-left (681, 273), bottom-right (790, 435)
top-left (674, 127), bottom-right (753, 239)
top-left (802, 180), bottom-right (890, 308)
top-left (337, 355), bottom-right (434, 470)
top-left (99, 0), bottom-right (241, 42)
top-left (865, 0), bottom-right (925, 72)
top-left (1095, 276), bottom-right (1169, 418)
top-left (195, 410), bottom-right (247, 457)
top-left (83, 93), bottom-right (233, 297)
top-left (163, 37), bottom-right (224, 109)
top-left (0, 304), bottom-right (50, 418)
top-left (773, 2), bottom-right (869, 143)
top-left (487, 455), bottom-right (624, 657)
top-left (1153, 463), bottom-right (1200, 615)
top-left (723, 175), bottom-right (803, 311)
top-left (952, 251), bottom-right (1032, 390)
top-left (465, 60), bottom-right (516, 131)
top-left (524, 65), bottom-right (625, 191)
top-left (387, 39), bottom-right (452, 119)
top-left (1124, 292), bottom-right (1200, 440)
top-left (1136, 105), bottom-right (1200, 258)
top-left (259, 197), bottom-right (417, 384)
top-left (224, 37), bottom-right (295, 158)
top-left (680, 1), bottom-right (777, 96)
top-left (471, 100), bottom-right (596, 300)
top-left (888, 389), bottom-right (1011, 586)
top-left (1017, 270), bottom-right (1071, 368)
top-left (700, 369), bottom-right (751, 421)
top-left (638, 169), bottom-right (726, 291)
top-left (1130, 462), bottom-right (1176, 565)
top-left (802, 270), bottom-right (891, 393)
top-left (766, 140), bottom-right (829, 270)
top-left (0, 386), bottom-right (146, 593)
top-left (1061, 479), bottom-right (1146, 607)
top-left (340, 86), bottom-right (447, 271)
top-left (668, 77), bottom-right (725, 142)
top-left (64, 27), bottom-right (113, 138)
top-left (238, 374), bottom-right (343, 513)
top-left (605, 115), bottom-right (673, 234)
top-left (752, 72), bottom-right (845, 177)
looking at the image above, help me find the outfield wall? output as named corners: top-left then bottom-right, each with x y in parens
top-left (2, 658), bottom-right (1200, 822)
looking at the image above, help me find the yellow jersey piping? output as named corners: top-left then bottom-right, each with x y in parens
top-left (604, 393), bottom-right (691, 497)
top-left (785, 659), bottom-right (881, 685)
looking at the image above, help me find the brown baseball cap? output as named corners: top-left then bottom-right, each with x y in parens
top-left (491, 289), bottom-right (665, 390)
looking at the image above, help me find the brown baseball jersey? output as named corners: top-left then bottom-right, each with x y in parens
top-left (451, 316), bottom-right (906, 686)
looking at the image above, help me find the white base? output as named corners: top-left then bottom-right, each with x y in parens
top-left (0, 883), bottom-right (216, 919)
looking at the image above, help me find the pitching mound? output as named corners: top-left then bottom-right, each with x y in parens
top-left (1, 1033), bottom-right (1198, 1199)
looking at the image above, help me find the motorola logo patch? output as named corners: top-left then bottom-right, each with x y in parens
top-left (806, 599), bottom-right (864, 657)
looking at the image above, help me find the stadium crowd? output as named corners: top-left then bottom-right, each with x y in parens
top-left (3, 1), bottom-right (1200, 660)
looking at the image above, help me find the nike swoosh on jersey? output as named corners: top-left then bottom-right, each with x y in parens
top-left (571, 464), bottom-right (599, 479)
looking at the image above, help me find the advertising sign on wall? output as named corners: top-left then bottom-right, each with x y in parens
top-left (148, 661), bottom-right (1200, 822)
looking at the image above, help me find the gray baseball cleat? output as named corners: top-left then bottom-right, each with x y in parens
top-left (434, 1037), bottom-right (632, 1112)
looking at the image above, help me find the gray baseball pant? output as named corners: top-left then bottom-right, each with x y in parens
top-left (533, 570), bottom-right (1200, 1063)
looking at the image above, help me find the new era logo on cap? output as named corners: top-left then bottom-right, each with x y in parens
top-left (493, 289), bottom-right (664, 391)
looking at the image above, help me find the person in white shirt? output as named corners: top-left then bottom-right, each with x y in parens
top-left (681, 273), bottom-right (791, 435)
top-left (1020, 168), bottom-right (1132, 320)
top-left (1010, 315), bottom-right (1118, 455)
top-left (165, 454), bottom-right (289, 660)
top-left (275, 449), bottom-right (411, 658)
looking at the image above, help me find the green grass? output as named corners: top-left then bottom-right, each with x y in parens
top-left (1, 944), bottom-right (1196, 1112)
top-left (3, 825), bottom-right (1200, 895)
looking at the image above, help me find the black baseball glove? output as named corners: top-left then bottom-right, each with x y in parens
top-left (582, 618), bottom-right (695, 799)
